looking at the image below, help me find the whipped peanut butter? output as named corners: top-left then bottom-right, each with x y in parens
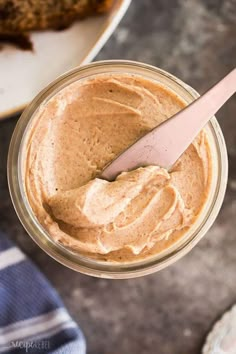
top-left (23, 73), bottom-right (212, 262)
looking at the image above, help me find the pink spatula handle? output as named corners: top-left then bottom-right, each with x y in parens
top-left (101, 69), bottom-right (236, 181)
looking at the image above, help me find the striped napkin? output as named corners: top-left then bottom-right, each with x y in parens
top-left (0, 231), bottom-right (86, 354)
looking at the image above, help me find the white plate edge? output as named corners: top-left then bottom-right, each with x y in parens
top-left (0, 0), bottom-right (132, 120)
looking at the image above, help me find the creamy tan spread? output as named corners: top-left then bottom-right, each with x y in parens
top-left (23, 74), bottom-right (212, 262)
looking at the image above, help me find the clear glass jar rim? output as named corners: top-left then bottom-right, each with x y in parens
top-left (7, 60), bottom-right (228, 279)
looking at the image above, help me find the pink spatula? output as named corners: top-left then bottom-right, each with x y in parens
top-left (101, 68), bottom-right (236, 181)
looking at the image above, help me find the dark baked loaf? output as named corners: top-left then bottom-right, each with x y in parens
top-left (0, 0), bottom-right (114, 34)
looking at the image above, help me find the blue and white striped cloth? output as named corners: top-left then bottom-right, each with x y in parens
top-left (0, 231), bottom-right (86, 354)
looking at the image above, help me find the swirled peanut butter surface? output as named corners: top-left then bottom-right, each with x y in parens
top-left (23, 74), bottom-right (212, 262)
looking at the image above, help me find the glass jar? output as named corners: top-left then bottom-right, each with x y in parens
top-left (7, 60), bottom-right (228, 279)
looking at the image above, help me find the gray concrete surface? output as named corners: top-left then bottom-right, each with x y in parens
top-left (0, 1), bottom-right (236, 353)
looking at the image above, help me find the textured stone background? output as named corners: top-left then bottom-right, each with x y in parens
top-left (0, 1), bottom-right (236, 353)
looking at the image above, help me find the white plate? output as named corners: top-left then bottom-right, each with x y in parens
top-left (202, 305), bottom-right (236, 354)
top-left (0, 0), bottom-right (131, 119)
